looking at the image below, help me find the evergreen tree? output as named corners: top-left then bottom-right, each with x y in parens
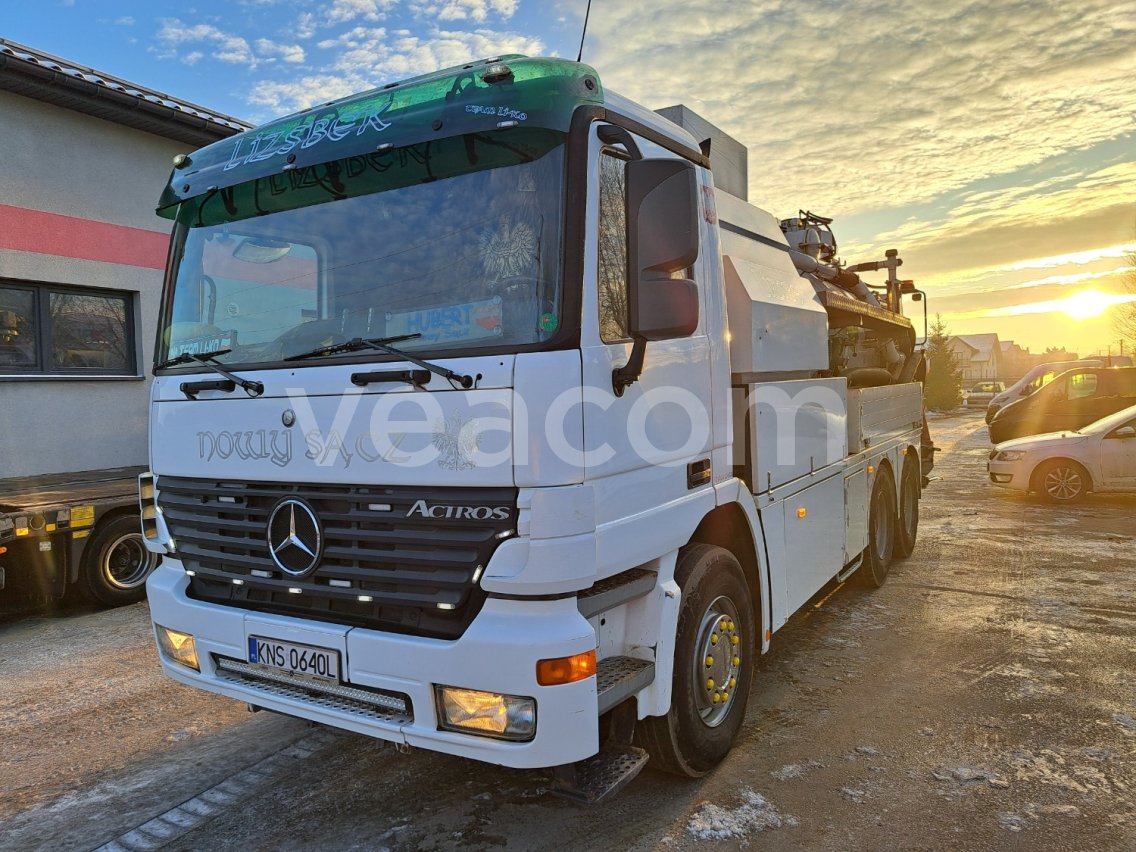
top-left (924, 315), bottom-right (963, 411)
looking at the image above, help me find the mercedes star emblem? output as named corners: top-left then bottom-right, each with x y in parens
top-left (266, 497), bottom-right (323, 576)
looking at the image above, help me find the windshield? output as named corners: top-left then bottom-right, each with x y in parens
top-left (159, 132), bottom-right (566, 367)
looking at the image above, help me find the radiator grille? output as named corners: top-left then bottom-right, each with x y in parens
top-left (159, 477), bottom-right (516, 639)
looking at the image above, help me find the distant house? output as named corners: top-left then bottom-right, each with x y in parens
top-left (948, 333), bottom-right (1003, 384)
top-left (999, 340), bottom-right (1033, 383)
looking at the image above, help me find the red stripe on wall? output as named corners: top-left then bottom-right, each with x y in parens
top-left (0, 203), bottom-right (170, 270)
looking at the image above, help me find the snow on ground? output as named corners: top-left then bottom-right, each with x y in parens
top-left (686, 788), bottom-right (799, 840)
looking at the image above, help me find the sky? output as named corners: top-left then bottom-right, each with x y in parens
top-left (4, 0), bottom-right (1135, 356)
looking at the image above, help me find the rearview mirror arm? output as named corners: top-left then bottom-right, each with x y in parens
top-left (612, 337), bottom-right (647, 397)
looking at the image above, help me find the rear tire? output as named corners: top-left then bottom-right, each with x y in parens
top-left (636, 544), bottom-right (756, 778)
top-left (859, 465), bottom-right (896, 587)
top-left (78, 515), bottom-right (161, 607)
top-left (894, 459), bottom-right (919, 560)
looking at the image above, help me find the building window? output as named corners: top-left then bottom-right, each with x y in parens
top-left (0, 280), bottom-right (138, 376)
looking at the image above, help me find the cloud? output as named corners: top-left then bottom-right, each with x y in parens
top-left (255, 38), bottom-right (306, 63)
top-left (156, 20), bottom-right (308, 70)
top-left (115, 16), bottom-right (135, 26)
top-left (410, 1), bottom-right (519, 22)
top-left (250, 25), bottom-right (544, 113)
top-left (156, 20), bottom-right (256, 66)
top-left (326, 0), bottom-right (394, 24)
top-left (586, 0), bottom-right (1136, 221)
top-left (854, 161), bottom-right (1136, 285)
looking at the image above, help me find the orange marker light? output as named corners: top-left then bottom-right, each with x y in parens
top-left (796, 507), bottom-right (807, 519)
top-left (536, 650), bottom-right (597, 685)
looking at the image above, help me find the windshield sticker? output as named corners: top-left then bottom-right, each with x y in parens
top-left (465, 104), bottom-right (528, 122)
top-left (170, 331), bottom-right (237, 358)
top-left (224, 100), bottom-right (394, 171)
top-left (386, 297), bottom-right (503, 344)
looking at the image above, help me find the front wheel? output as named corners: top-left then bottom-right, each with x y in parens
top-left (1034, 459), bottom-right (1090, 503)
top-left (636, 544), bottom-right (756, 777)
top-left (78, 515), bottom-right (161, 606)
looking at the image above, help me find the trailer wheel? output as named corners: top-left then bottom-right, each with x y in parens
top-left (78, 515), bottom-right (160, 607)
top-left (860, 466), bottom-right (896, 588)
top-left (894, 459), bottom-right (919, 560)
top-left (636, 544), bottom-right (755, 777)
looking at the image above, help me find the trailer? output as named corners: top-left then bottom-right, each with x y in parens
top-left (140, 56), bottom-right (933, 801)
top-left (0, 466), bottom-right (158, 607)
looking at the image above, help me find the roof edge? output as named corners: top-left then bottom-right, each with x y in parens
top-left (0, 38), bottom-right (251, 146)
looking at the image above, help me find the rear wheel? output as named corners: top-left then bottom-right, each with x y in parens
top-left (78, 515), bottom-right (161, 606)
top-left (1034, 459), bottom-right (1090, 503)
top-left (894, 459), bottom-right (920, 559)
top-left (637, 544), bottom-right (756, 777)
top-left (859, 465), bottom-right (896, 587)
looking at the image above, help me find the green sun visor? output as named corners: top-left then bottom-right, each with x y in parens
top-left (157, 56), bottom-right (602, 219)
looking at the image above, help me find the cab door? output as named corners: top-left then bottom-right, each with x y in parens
top-left (578, 125), bottom-right (716, 575)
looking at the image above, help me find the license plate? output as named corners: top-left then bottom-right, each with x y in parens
top-left (247, 636), bottom-right (340, 682)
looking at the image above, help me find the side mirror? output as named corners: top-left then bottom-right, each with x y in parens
top-left (1021, 386), bottom-right (1034, 396)
top-left (613, 157), bottom-right (700, 395)
top-left (1111, 425), bottom-right (1136, 439)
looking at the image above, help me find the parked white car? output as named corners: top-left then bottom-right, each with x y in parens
top-left (987, 404), bottom-right (1136, 501)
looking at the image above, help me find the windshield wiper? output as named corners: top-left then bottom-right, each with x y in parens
top-left (155, 349), bottom-right (264, 399)
top-left (285, 333), bottom-right (475, 389)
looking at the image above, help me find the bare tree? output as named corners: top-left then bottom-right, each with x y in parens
top-left (1116, 241), bottom-right (1136, 354)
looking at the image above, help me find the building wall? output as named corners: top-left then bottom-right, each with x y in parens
top-left (0, 90), bottom-right (183, 477)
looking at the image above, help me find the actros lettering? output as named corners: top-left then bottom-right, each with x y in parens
top-left (406, 499), bottom-right (510, 521)
top-left (198, 430), bottom-right (292, 467)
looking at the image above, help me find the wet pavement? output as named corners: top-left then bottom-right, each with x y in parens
top-left (1, 411), bottom-right (1133, 851)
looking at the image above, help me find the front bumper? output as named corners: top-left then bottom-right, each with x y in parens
top-left (147, 560), bottom-right (599, 768)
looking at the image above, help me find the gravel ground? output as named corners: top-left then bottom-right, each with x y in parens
top-left (1, 410), bottom-right (1133, 851)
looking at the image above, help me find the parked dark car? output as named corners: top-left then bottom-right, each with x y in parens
top-left (988, 366), bottom-right (1136, 444)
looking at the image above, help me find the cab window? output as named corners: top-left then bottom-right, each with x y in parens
top-left (597, 152), bottom-right (629, 343)
top-left (1069, 373), bottom-right (1098, 400)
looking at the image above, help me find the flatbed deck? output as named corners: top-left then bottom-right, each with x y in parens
top-left (0, 467), bottom-right (144, 513)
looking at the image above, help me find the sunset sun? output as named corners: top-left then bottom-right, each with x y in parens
top-left (1060, 290), bottom-right (1130, 320)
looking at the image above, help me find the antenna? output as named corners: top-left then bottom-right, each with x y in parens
top-left (577, 0), bottom-right (593, 62)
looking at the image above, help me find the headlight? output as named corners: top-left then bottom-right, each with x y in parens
top-left (156, 624), bottom-right (199, 670)
top-left (996, 450), bottom-right (1025, 461)
top-left (435, 686), bottom-right (536, 741)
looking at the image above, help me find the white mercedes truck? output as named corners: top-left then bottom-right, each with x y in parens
top-left (143, 56), bottom-right (933, 801)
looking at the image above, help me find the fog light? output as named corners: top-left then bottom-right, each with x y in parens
top-left (435, 686), bottom-right (535, 741)
top-left (990, 473), bottom-right (1013, 483)
top-left (156, 625), bottom-right (199, 671)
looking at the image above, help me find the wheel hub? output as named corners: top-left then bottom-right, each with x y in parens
top-left (693, 596), bottom-right (742, 728)
top-left (102, 534), bottom-right (157, 591)
top-left (1044, 467), bottom-right (1081, 500)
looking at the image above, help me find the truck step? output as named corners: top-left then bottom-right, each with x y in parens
top-left (577, 568), bottom-right (656, 619)
top-left (550, 744), bottom-right (650, 804)
top-left (836, 554), bottom-right (863, 584)
top-left (597, 655), bottom-right (655, 714)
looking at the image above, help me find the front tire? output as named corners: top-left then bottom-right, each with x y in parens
top-left (78, 515), bottom-right (161, 606)
top-left (637, 544), bottom-right (756, 777)
top-left (859, 465), bottom-right (897, 587)
top-left (1034, 459), bottom-right (1090, 503)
